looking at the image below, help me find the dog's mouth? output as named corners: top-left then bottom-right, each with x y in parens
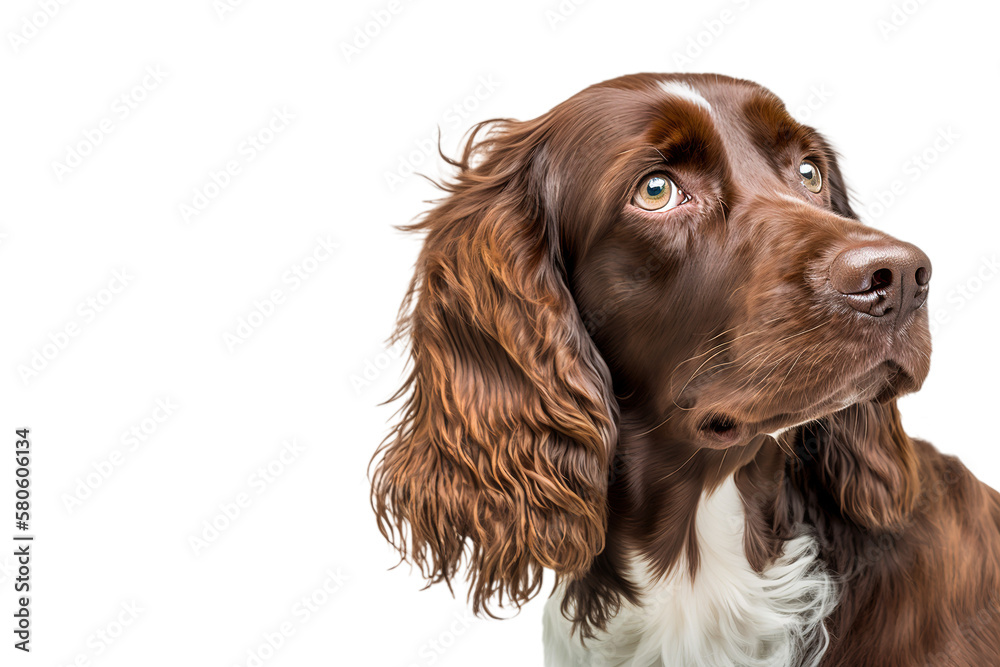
top-left (685, 303), bottom-right (932, 450)
top-left (694, 359), bottom-right (923, 449)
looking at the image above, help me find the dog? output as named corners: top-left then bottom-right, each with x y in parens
top-left (371, 73), bottom-right (1000, 666)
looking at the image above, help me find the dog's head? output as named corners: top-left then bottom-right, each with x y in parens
top-left (372, 73), bottom-right (932, 611)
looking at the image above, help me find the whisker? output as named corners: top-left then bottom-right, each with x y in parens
top-left (657, 448), bottom-right (700, 482)
top-left (773, 349), bottom-right (806, 398)
top-left (635, 413), bottom-right (675, 437)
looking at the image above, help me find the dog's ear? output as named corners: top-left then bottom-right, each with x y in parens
top-left (795, 400), bottom-right (920, 531)
top-left (371, 119), bottom-right (618, 614)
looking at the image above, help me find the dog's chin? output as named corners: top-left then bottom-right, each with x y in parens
top-left (693, 357), bottom-right (929, 450)
top-left (872, 360), bottom-right (923, 403)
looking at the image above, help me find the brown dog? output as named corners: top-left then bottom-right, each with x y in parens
top-left (372, 73), bottom-right (1000, 666)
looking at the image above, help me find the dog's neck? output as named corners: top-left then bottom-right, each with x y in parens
top-left (547, 427), bottom-right (836, 667)
top-left (615, 425), bottom-right (788, 575)
top-left (561, 422), bottom-right (791, 632)
top-left (611, 401), bottom-right (921, 578)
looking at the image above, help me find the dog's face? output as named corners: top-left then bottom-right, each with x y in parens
top-left (543, 75), bottom-right (932, 449)
top-left (373, 73), bottom-right (933, 615)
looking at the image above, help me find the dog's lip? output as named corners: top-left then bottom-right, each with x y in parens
top-left (750, 362), bottom-right (916, 433)
top-left (696, 410), bottom-right (804, 448)
top-left (694, 402), bottom-right (821, 449)
top-left (692, 349), bottom-right (929, 449)
top-left (697, 385), bottom-right (868, 448)
top-left (697, 413), bottom-right (746, 448)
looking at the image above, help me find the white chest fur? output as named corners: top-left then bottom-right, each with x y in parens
top-left (542, 477), bottom-right (836, 667)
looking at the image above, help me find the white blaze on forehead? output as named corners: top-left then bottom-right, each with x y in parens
top-left (659, 80), bottom-right (712, 112)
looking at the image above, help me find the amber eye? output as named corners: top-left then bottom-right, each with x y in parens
top-left (799, 160), bottom-right (822, 193)
top-left (634, 174), bottom-right (684, 211)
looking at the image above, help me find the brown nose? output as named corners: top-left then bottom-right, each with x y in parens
top-left (829, 241), bottom-right (931, 318)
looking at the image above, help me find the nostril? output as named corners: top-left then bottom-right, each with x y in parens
top-left (830, 240), bottom-right (930, 318)
top-left (915, 266), bottom-right (930, 286)
top-left (870, 268), bottom-right (893, 291)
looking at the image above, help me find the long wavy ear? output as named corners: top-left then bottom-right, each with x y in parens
top-left (371, 119), bottom-right (618, 614)
top-left (795, 400), bottom-right (920, 531)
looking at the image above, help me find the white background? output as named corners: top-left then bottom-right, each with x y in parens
top-left (2, 0), bottom-right (998, 665)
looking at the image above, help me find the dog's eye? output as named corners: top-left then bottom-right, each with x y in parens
top-left (634, 174), bottom-right (684, 212)
top-left (799, 160), bottom-right (822, 193)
